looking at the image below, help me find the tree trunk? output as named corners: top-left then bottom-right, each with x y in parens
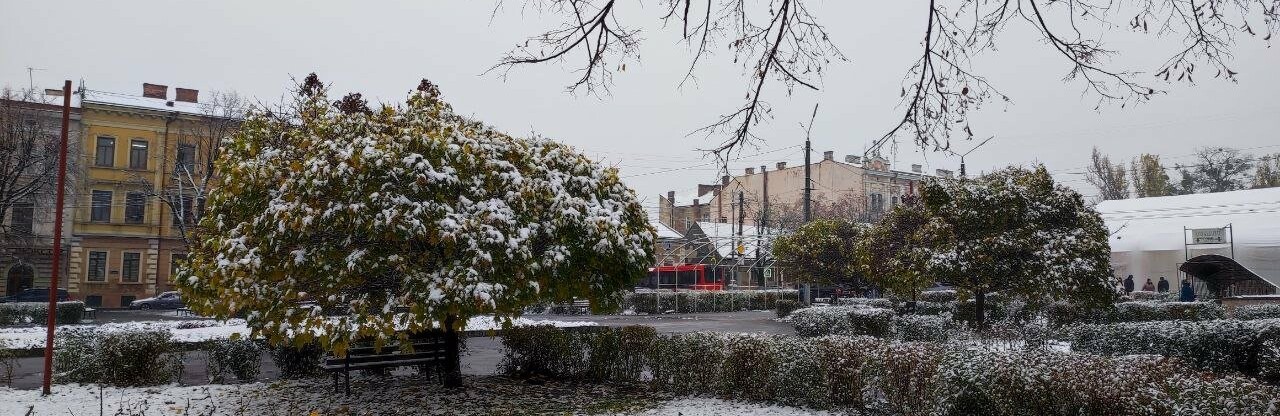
top-left (974, 290), bottom-right (987, 329)
top-left (443, 314), bottom-right (463, 388)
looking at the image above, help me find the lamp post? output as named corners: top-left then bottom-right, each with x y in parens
top-left (42, 80), bottom-right (73, 396)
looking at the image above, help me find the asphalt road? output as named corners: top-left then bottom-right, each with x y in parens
top-left (4, 310), bottom-right (790, 390)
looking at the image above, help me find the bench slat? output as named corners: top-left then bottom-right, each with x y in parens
top-left (322, 356), bottom-right (442, 371)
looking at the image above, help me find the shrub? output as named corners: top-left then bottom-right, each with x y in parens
top-left (54, 329), bottom-right (181, 386)
top-left (268, 341), bottom-right (325, 379)
top-left (832, 297), bottom-right (895, 309)
top-left (206, 339), bottom-right (262, 383)
top-left (892, 314), bottom-right (957, 342)
top-left (0, 301), bottom-right (86, 326)
top-left (774, 299), bottom-right (800, 318)
top-left (0, 339), bottom-right (14, 385)
top-left (1233, 303), bottom-right (1280, 321)
top-left (903, 301), bottom-right (954, 316)
top-left (500, 325), bottom-right (655, 383)
top-left (1070, 318), bottom-right (1280, 383)
top-left (500, 327), bottom-right (1280, 413)
top-left (1048, 301), bottom-right (1225, 326)
top-left (788, 306), bottom-right (895, 337)
top-left (621, 290), bottom-right (799, 314)
top-left (1130, 290), bottom-right (1177, 302)
top-left (920, 290), bottom-right (957, 303)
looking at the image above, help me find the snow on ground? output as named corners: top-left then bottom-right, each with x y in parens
top-left (0, 316), bottom-right (595, 349)
top-left (2, 375), bottom-right (829, 415)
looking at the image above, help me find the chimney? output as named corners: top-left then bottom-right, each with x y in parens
top-left (175, 88), bottom-right (199, 103)
top-left (911, 164), bottom-right (922, 173)
top-left (667, 191), bottom-right (675, 204)
top-left (845, 155), bottom-right (861, 164)
top-left (776, 161), bottom-right (787, 170)
top-left (935, 169), bottom-right (954, 178)
top-left (760, 165), bottom-right (767, 173)
top-left (745, 167), bottom-right (755, 175)
top-left (721, 175), bottom-right (730, 185)
top-left (823, 151), bottom-right (834, 161)
top-left (142, 83), bottom-right (168, 99)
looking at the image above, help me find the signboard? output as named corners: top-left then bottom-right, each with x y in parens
top-left (1191, 227), bottom-right (1226, 244)
top-left (763, 267), bottom-right (772, 278)
top-left (736, 244), bottom-right (745, 254)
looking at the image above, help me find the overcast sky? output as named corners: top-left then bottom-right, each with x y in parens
top-left (4, 0), bottom-right (1277, 212)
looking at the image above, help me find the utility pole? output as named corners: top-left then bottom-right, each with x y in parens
top-left (42, 80), bottom-right (72, 396)
top-left (801, 104), bottom-right (817, 304)
top-left (736, 190), bottom-right (745, 288)
top-left (954, 136), bottom-right (994, 179)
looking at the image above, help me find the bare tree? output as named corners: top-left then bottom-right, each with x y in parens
top-left (0, 88), bottom-right (80, 245)
top-left (1254, 153), bottom-right (1280, 189)
top-left (128, 91), bottom-right (246, 244)
top-left (493, 1), bottom-right (1278, 159)
top-left (1177, 146), bottom-right (1254, 193)
top-left (1086, 147), bottom-right (1130, 200)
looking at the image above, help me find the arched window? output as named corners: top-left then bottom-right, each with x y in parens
top-left (5, 263), bottom-right (36, 296)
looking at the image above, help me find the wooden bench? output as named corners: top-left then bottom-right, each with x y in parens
top-left (323, 333), bottom-right (450, 394)
top-left (176, 307), bottom-right (196, 317)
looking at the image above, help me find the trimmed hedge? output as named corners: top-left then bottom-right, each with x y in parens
top-left (832, 297), bottom-right (895, 309)
top-left (1131, 290), bottom-right (1178, 302)
top-left (1048, 301), bottom-right (1225, 326)
top-left (0, 301), bottom-right (86, 326)
top-left (621, 290), bottom-right (799, 314)
top-left (206, 339), bottom-right (262, 383)
top-left (1069, 318), bottom-right (1280, 384)
top-left (788, 306), bottom-right (895, 338)
top-left (268, 341), bottom-right (326, 379)
top-left (501, 326), bottom-right (1280, 414)
top-left (54, 329), bottom-right (182, 386)
top-left (1233, 304), bottom-right (1280, 321)
top-left (920, 290), bottom-right (957, 303)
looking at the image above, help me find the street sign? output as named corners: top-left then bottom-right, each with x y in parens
top-left (763, 267), bottom-right (772, 278)
top-left (736, 244), bottom-right (745, 254)
top-left (1191, 227), bottom-right (1226, 244)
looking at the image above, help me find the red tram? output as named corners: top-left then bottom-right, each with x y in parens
top-left (643, 264), bottom-right (725, 290)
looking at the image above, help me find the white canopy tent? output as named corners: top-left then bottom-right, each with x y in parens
top-left (1096, 187), bottom-right (1280, 294)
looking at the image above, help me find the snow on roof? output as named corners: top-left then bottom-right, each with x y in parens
top-left (654, 221), bottom-right (683, 240)
top-left (670, 190), bottom-right (717, 206)
top-left (1097, 187), bottom-right (1280, 286)
top-left (82, 89), bottom-right (205, 116)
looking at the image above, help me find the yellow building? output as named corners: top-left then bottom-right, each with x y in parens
top-left (70, 84), bottom-right (218, 308)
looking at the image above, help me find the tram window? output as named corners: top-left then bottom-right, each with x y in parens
top-left (678, 270), bottom-right (698, 286)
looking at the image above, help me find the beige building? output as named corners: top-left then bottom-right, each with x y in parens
top-left (660, 150), bottom-right (950, 232)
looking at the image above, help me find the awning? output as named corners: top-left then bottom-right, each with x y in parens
top-left (1180, 254), bottom-right (1278, 297)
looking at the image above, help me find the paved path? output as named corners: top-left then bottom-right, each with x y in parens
top-left (4, 311), bottom-right (791, 390)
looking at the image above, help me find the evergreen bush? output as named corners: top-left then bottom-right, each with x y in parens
top-left (0, 301), bottom-right (86, 326)
top-left (774, 299), bottom-right (800, 318)
top-left (206, 339), bottom-right (263, 383)
top-left (621, 290), bottom-right (799, 314)
top-left (788, 306), bottom-right (895, 337)
top-left (268, 341), bottom-right (325, 379)
top-left (1233, 303), bottom-right (1280, 321)
top-left (1069, 318), bottom-right (1280, 383)
top-left (54, 329), bottom-right (181, 386)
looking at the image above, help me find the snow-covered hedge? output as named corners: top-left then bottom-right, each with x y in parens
top-left (831, 297), bottom-right (895, 309)
top-left (54, 329), bottom-right (182, 386)
top-left (621, 290), bottom-right (799, 314)
top-left (903, 301), bottom-right (953, 316)
top-left (1130, 290), bottom-right (1178, 302)
top-left (919, 290), bottom-right (957, 303)
top-left (788, 306), bottom-right (895, 337)
top-left (206, 339), bottom-right (262, 383)
top-left (501, 326), bottom-right (1280, 413)
top-left (1069, 318), bottom-right (1280, 383)
top-left (1047, 301), bottom-right (1225, 326)
top-left (1233, 304), bottom-right (1280, 321)
top-left (0, 301), bottom-right (85, 326)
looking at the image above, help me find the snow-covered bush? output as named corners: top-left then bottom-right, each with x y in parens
top-left (774, 299), bottom-right (800, 318)
top-left (500, 325), bottom-right (655, 383)
top-left (205, 339), bottom-right (262, 383)
top-left (1130, 290), bottom-right (1177, 302)
top-left (788, 306), bottom-right (895, 337)
top-left (920, 290), bottom-right (957, 303)
top-left (267, 341), bottom-right (325, 379)
top-left (903, 300), bottom-right (954, 316)
top-left (832, 297), bottom-right (895, 309)
top-left (1048, 301), bottom-right (1225, 326)
top-left (0, 301), bottom-right (85, 326)
top-left (500, 327), bottom-right (1280, 413)
top-left (892, 314), bottom-right (958, 342)
top-left (54, 329), bottom-right (181, 386)
top-left (621, 290), bottom-right (799, 315)
top-left (1233, 303), bottom-right (1280, 320)
top-left (1070, 318), bottom-right (1280, 383)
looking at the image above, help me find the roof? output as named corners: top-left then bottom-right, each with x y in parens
top-left (1097, 187), bottom-right (1280, 287)
top-left (653, 221), bottom-right (683, 240)
top-left (670, 190), bottom-right (717, 206)
top-left (81, 89), bottom-right (205, 116)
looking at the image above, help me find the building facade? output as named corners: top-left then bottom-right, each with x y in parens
top-left (0, 96), bottom-right (82, 298)
top-left (69, 84), bottom-right (217, 308)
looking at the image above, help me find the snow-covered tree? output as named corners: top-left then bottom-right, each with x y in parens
top-left (856, 199), bottom-right (939, 301)
top-left (916, 166), bottom-right (1114, 327)
top-left (177, 76), bottom-right (655, 384)
top-left (772, 219), bottom-right (867, 289)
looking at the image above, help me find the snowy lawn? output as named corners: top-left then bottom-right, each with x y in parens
top-left (3, 375), bottom-right (831, 415)
top-left (0, 316), bottom-right (596, 350)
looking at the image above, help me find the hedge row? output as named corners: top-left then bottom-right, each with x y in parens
top-left (52, 329), bottom-right (272, 386)
top-left (1069, 318), bottom-right (1280, 384)
top-left (1233, 303), bottom-right (1280, 321)
top-left (1047, 301), bottom-right (1225, 326)
top-left (786, 306), bottom-right (961, 342)
top-left (1129, 290), bottom-right (1179, 302)
top-left (0, 301), bottom-right (86, 326)
top-left (621, 290), bottom-right (799, 314)
top-left (500, 326), bottom-right (1280, 414)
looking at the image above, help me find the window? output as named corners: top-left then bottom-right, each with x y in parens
top-left (91, 190), bottom-right (112, 222)
top-left (87, 251), bottom-right (108, 282)
top-left (95, 137), bottom-right (115, 167)
top-left (869, 193), bottom-right (884, 212)
top-left (11, 199), bottom-right (34, 236)
top-left (129, 140), bottom-right (148, 169)
top-left (125, 192), bottom-right (146, 224)
top-left (122, 252), bottom-right (141, 283)
top-left (84, 295), bottom-right (102, 307)
top-left (120, 295), bottom-right (136, 307)
top-left (176, 144), bottom-right (196, 175)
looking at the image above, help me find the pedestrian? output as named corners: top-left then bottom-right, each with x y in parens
top-left (1141, 279), bottom-right (1155, 292)
top-left (1157, 276), bottom-right (1170, 293)
top-left (1180, 280), bottom-right (1196, 302)
top-left (1123, 275), bottom-right (1135, 293)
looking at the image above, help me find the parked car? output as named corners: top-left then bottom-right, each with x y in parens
top-left (0, 288), bottom-right (71, 303)
top-left (129, 291), bottom-right (185, 309)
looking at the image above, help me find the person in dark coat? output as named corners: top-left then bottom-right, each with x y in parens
top-left (1123, 275), bottom-right (1135, 293)
top-left (1141, 279), bottom-right (1155, 292)
top-left (1157, 277), bottom-right (1170, 293)
top-left (1180, 280), bottom-right (1196, 302)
